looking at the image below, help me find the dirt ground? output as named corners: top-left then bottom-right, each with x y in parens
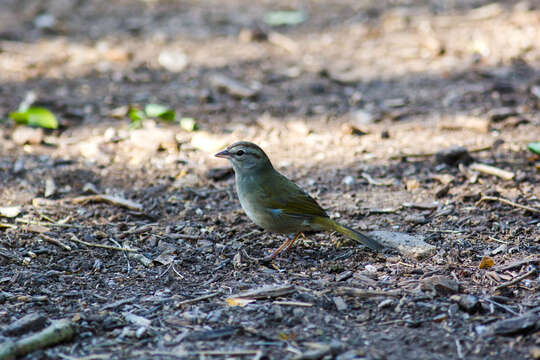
top-left (1, 0), bottom-right (540, 359)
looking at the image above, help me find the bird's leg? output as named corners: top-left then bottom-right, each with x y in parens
top-left (283, 232), bottom-right (304, 253)
top-left (267, 232), bottom-right (302, 259)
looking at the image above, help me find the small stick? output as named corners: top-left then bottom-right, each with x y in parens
top-left (494, 269), bottom-right (536, 291)
top-left (476, 196), bottom-right (540, 214)
top-left (71, 195), bottom-right (143, 211)
top-left (232, 284), bottom-right (296, 299)
top-left (480, 297), bottom-right (519, 316)
top-left (171, 264), bottom-right (185, 279)
top-left (495, 256), bottom-right (540, 271)
top-left (67, 233), bottom-right (138, 252)
top-left (273, 301), bottom-right (313, 307)
top-left (0, 319), bottom-right (74, 359)
top-left (469, 163), bottom-right (515, 180)
top-left (40, 234), bottom-right (71, 251)
top-left (175, 292), bottom-right (221, 307)
top-left (15, 219), bottom-right (81, 228)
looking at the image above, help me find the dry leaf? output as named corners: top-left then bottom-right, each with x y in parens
top-left (225, 297), bottom-right (256, 307)
top-left (479, 256), bottom-right (495, 269)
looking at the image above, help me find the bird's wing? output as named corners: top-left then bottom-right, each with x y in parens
top-left (258, 172), bottom-right (328, 218)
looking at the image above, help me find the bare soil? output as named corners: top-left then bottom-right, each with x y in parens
top-left (1, 1), bottom-right (539, 359)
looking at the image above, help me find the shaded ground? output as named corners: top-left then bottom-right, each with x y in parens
top-left (1, 1), bottom-right (540, 359)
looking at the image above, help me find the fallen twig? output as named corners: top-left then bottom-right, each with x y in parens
top-left (469, 163), bottom-right (515, 180)
top-left (100, 297), bottom-right (136, 311)
top-left (494, 269), bottom-right (537, 291)
top-left (0, 319), bottom-right (74, 359)
top-left (67, 233), bottom-right (138, 252)
top-left (495, 256), bottom-right (540, 271)
top-left (480, 297), bottom-right (519, 316)
top-left (40, 234), bottom-right (71, 251)
top-left (232, 284), bottom-right (296, 299)
top-left (273, 300), bottom-right (313, 307)
top-left (15, 219), bottom-right (81, 228)
top-left (175, 292), bottom-right (221, 307)
top-left (71, 195), bottom-right (143, 211)
top-left (475, 196), bottom-right (540, 214)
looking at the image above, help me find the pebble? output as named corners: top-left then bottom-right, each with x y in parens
top-left (342, 175), bottom-right (355, 185)
top-left (158, 49), bottom-right (189, 72)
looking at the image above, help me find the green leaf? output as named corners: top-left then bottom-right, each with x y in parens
top-left (9, 107), bottom-right (58, 129)
top-left (180, 117), bottom-right (198, 132)
top-left (528, 142), bottom-right (540, 155)
top-left (145, 104), bottom-right (175, 122)
top-left (264, 11), bottom-right (306, 26)
top-left (128, 108), bottom-right (145, 129)
top-left (128, 107), bottom-right (145, 122)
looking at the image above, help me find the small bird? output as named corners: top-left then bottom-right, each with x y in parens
top-left (215, 141), bottom-right (383, 259)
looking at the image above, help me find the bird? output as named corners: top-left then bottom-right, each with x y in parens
top-left (215, 141), bottom-right (384, 259)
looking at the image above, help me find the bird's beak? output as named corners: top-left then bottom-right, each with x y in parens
top-left (215, 149), bottom-right (230, 158)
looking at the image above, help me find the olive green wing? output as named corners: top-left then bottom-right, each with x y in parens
top-left (258, 172), bottom-right (328, 218)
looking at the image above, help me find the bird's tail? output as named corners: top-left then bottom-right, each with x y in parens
top-left (314, 216), bottom-right (383, 251)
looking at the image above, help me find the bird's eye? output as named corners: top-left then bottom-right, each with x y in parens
top-left (236, 150), bottom-right (245, 156)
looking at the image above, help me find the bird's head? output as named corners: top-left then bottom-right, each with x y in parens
top-left (215, 141), bottom-right (273, 173)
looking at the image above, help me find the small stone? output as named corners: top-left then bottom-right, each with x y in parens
top-left (12, 127), bottom-right (44, 145)
top-left (333, 296), bottom-right (348, 311)
top-left (158, 49), bottom-right (189, 72)
top-left (404, 214), bottom-right (428, 225)
top-left (44, 177), bottom-right (56, 198)
top-left (421, 275), bottom-right (460, 295)
top-left (342, 175), bottom-right (355, 186)
top-left (351, 109), bottom-right (376, 125)
top-left (34, 13), bottom-right (56, 29)
top-left (13, 159), bottom-right (25, 174)
top-left (451, 294), bottom-right (480, 313)
top-left (531, 86), bottom-right (540, 100)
